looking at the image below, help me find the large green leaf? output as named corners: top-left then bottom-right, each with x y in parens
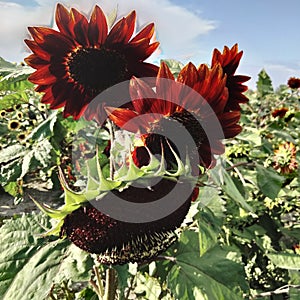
top-left (256, 164), bottom-right (285, 199)
top-left (0, 144), bottom-right (26, 164)
top-left (0, 92), bottom-right (29, 110)
top-left (0, 213), bottom-right (93, 300)
top-left (196, 209), bottom-right (222, 256)
top-left (167, 230), bottom-right (248, 300)
top-left (210, 165), bottom-right (253, 212)
top-left (27, 111), bottom-right (58, 141)
top-left (256, 69), bottom-right (273, 97)
top-left (0, 59), bottom-right (33, 92)
top-left (267, 253), bottom-right (300, 270)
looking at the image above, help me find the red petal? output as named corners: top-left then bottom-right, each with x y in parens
top-left (88, 5), bottom-right (108, 46)
top-left (105, 107), bottom-right (144, 132)
top-left (131, 23), bottom-right (155, 43)
top-left (28, 65), bottom-right (57, 85)
top-left (71, 8), bottom-right (89, 46)
top-left (124, 11), bottom-right (136, 43)
top-left (55, 3), bottom-right (74, 38)
top-left (129, 62), bottom-right (159, 78)
top-left (177, 62), bottom-right (199, 88)
top-left (63, 88), bottom-right (88, 119)
top-left (106, 11), bottom-right (136, 45)
top-left (28, 27), bottom-right (74, 55)
top-left (129, 77), bottom-right (156, 113)
top-left (24, 39), bottom-right (50, 61)
top-left (156, 62), bottom-right (178, 108)
top-left (24, 54), bottom-right (48, 68)
top-left (157, 62), bottom-right (174, 80)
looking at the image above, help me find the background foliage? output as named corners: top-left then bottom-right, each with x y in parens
top-left (0, 59), bottom-right (299, 299)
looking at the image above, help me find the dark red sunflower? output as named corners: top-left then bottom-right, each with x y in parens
top-left (106, 61), bottom-right (243, 170)
top-left (287, 77), bottom-right (300, 89)
top-left (211, 44), bottom-right (250, 111)
top-left (61, 179), bottom-right (197, 264)
top-left (25, 3), bottom-right (159, 119)
top-left (271, 107), bottom-right (288, 118)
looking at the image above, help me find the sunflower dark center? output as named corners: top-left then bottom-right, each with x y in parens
top-left (168, 109), bottom-right (207, 148)
top-left (67, 47), bottom-right (128, 95)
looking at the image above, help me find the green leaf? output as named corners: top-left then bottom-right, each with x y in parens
top-left (0, 144), bottom-right (26, 164)
top-left (256, 69), bottom-right (273, 97)
top-left (0, 57), bottom-right (15, 68)
top-left (3, 181), bottom-right (21, 197)
top-left (256, 164), bottom-right (285, 199)
top-left (198, 186), bottom-right (226, 218)
top-left (0, 61), bottom-right (33, 92)
top-left (0, 213), bottom-right (92, 300)
top-left (267, 253), bottom-right (300, 270)
top-left (0, 92), bottom-right (29, 110)
top-left (167, 230), bottom-right (248, 300)
top-left (19, 150), bottom-right (34, 179)
top-left (210, 165), bottom-right (253, 212)
top-left (54, 244), bottom-right (93, 282)
top-left (27, 111), bottom-right (58, 141)
top-left (135, 273), bottom-right (162, 300)
top-left (197, 210), bottom-right (222, 256)
top-left (0, 159), bottom-right (22, 185)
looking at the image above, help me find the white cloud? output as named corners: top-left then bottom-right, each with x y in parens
top-left (0, 0), bottom-right (216, 63)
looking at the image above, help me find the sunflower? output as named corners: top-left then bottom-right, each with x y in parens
top-left (0, 110), bottom-right (6, 118)
top-left (8, 120), bottom-right (21, 131)
top-left (25, 3), bottom-right (159, 120)
top-left (106, 61), bottom-right (243, 170)
top-left (61, 181), bottom-right (196, 265)
top-left (273, 142), bottom-right (298, 175)
top-left (36, 147), bottom-right (199, 265)
top-left (211, 44), bottom-right (250, 111)
top-left (271, 107), bottom-right (288, 118)
top-left (287, 77), bottom-right (300, 89)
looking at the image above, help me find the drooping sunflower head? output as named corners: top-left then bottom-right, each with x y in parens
top-left (25, 3), bottom-right (159, 120)
top-left (34, 135), bottom-right (197, 265)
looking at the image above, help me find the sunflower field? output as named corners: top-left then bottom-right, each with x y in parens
top-left (0, 3), bottom-right (300, 300)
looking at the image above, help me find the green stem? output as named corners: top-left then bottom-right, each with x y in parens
top-left (94, 265), bottom-right (105, 298)
top-left (104, 268), bottom-right (118, 300)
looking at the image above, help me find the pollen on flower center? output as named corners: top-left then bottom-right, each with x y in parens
top-left (67, 47), bottom-right (128, 94)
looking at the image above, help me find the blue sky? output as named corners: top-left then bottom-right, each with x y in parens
top-left (1, 0), bottom-right (300, 89)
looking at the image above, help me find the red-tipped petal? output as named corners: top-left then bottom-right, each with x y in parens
top-left (28, 65), bottom-right (57, 85)
top-left (129, 77), bottom-right (157, 113)
top-left (88, 5), bottom-right (108, 46)
top-left (105, 107), bottom-right (142, 132)
top-left (106, 16), bottom-right (128, 45)
top-left (131, 23), bottom-right (155, 43)
top-left (70, 8), bottom-right (89, 46)
top-left (124, 11), bottom-right (136, 43)
top-left (24, 39), bottom-right (50, 61)
top-left (55, 3), bottom-right (74, 38)
top-left (24, 54), bottom-right (49, 68)
top-left (177, 62), bottom-right (199, 88)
